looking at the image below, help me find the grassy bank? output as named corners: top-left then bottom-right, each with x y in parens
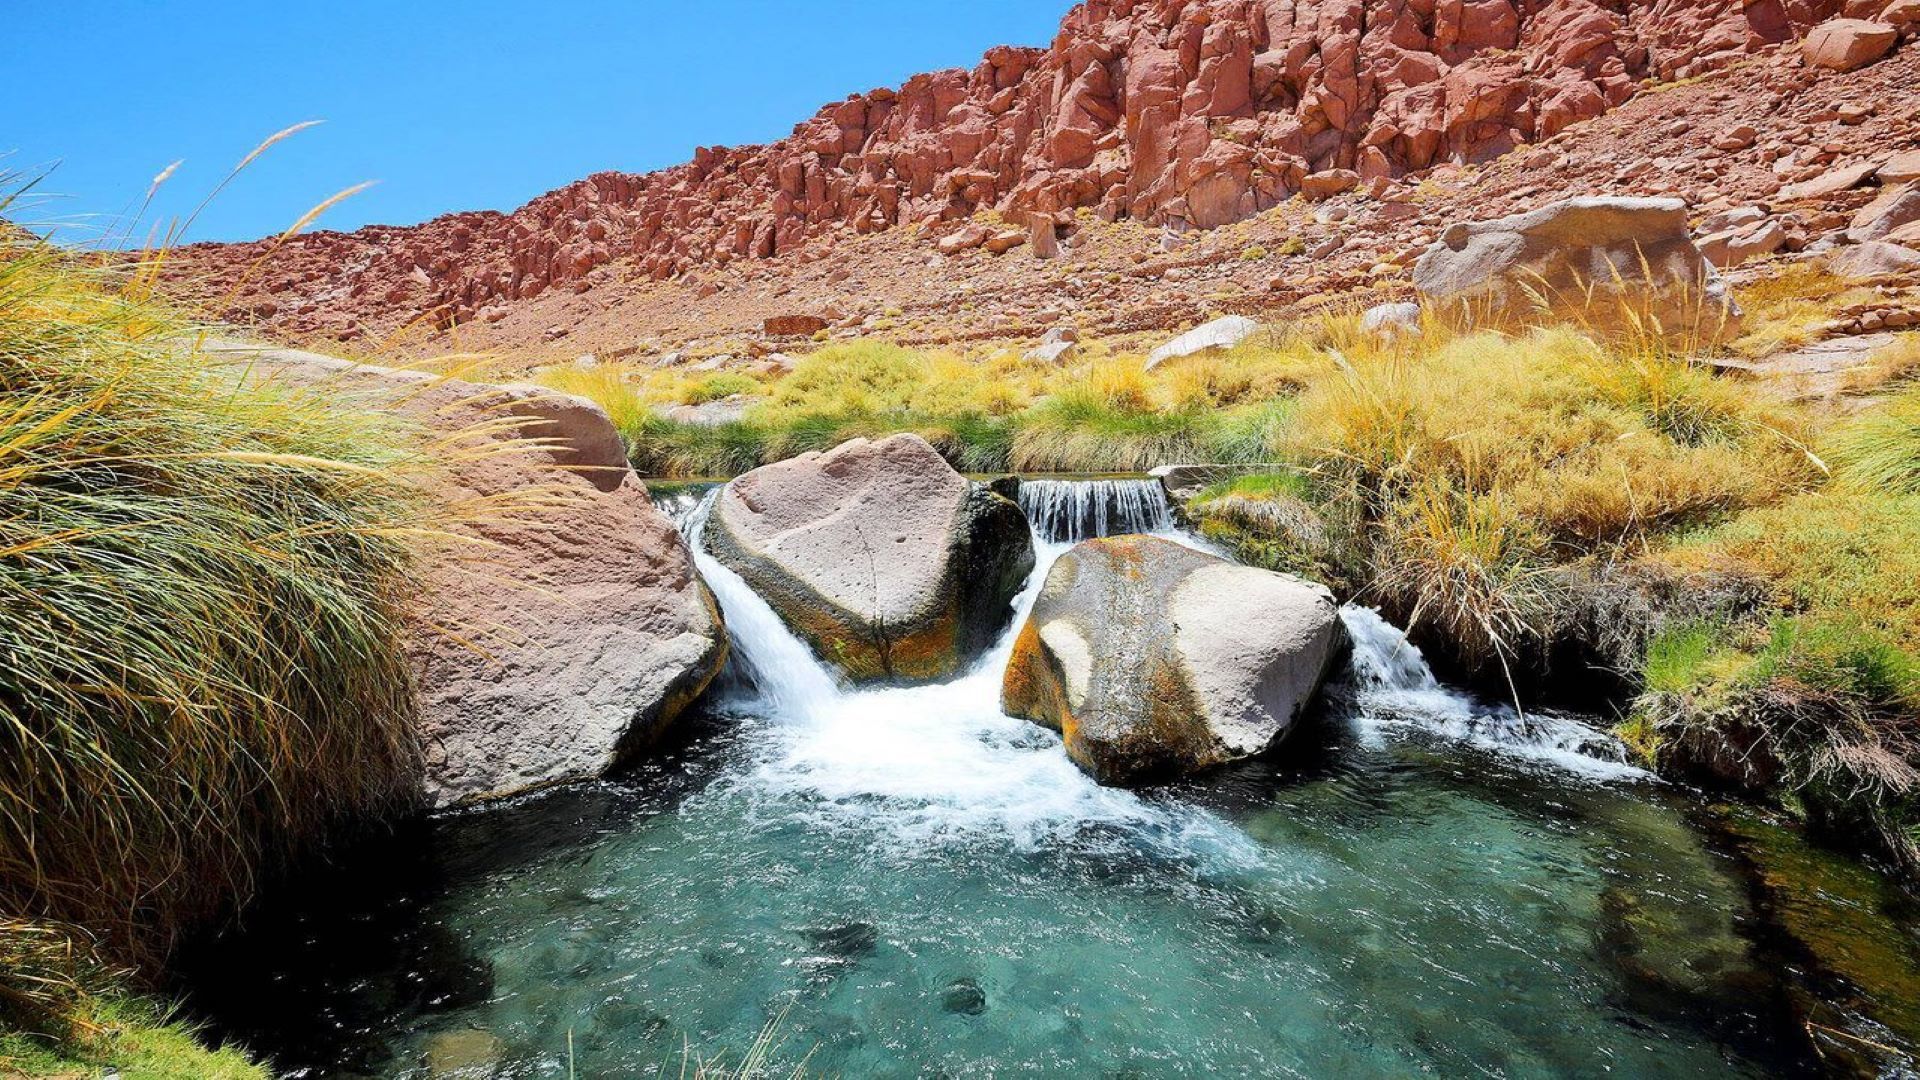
top-left (1, 232), bottom-right (435, 1063)
top-left (540, 337), bottom-right (1311, 477)
top-left (1629, 385), bottom-right (1920, 878)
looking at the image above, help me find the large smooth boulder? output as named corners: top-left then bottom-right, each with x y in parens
top-left (1412, 197), bottom-right (1742, 335)
top-left (216, 343), bottom-right (729, 809)
top-left (1801, 18), bottom-right (1898, 70)
top-left (1002, 535), bottom-right (1344, 785)
top-left (705, 434), bottom-right (1034, 682)
top-left (1145, 315), bottom-right (1260, 370)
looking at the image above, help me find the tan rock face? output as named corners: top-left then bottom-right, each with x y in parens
top-left (217, 344), bottom-right (729, 809)
top-left (172, 0), bottom-right (1845, 333)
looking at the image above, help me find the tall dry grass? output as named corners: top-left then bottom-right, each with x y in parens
top-left (0, 231), bottom-right (432, 997)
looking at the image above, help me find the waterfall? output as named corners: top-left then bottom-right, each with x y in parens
top-left (658, 484), bottom-right (1218, 852)
top-left (1016, 478), bottom-right (1174, 543)
top-left (1338, 607), bottom-right (1645, 780)
top-left (670, 488), bottom-right (842, 719)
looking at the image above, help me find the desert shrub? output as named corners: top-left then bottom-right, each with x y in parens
top-left (767, 340), bottom-right (926, 413)
top-left (1276, 327), bottom-right (1809, 675)
top-left (0, 238), bottom-right (426, 973)
top-left (534, 364), bottom-right (652, 434)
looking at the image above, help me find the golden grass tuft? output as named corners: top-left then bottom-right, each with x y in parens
top-left (0, 231), bottom-right (434, 983)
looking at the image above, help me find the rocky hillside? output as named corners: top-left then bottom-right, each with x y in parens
top-left (171, 0), bottom-right (1920, 351)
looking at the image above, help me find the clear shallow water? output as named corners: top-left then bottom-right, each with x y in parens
top-left (185, 485), bottom-right (1914, 1078)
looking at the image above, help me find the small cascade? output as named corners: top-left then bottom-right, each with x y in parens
top-left (1016, 478), bottom-right (1175, 543)
top-left (672, 488), bottom-right (843, 718)
top-left (1338, 607), bottom-right (1643, 779)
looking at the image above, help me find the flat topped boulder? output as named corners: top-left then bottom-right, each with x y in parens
top-left (705, 433), bottom-right (1034, 682)
top-left (1002, 535), bottom-right (1345, 785)
top-left (1801, 18), bottom-right (1898, 71)
top-left (1413, 197), bottom-right (1741, 336)
top-left (216, 343), bottom-right (729, 809)
top-left (1146, 315), bottom-right (1260, 370)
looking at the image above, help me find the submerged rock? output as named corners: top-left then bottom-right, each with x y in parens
top-left (219, 343), bottom-right (728, 809)
top-left (705, 433), bottom-right (1034, 682)
top-left (1002, 535), bottom-right (1344, 785)
top-left (1412, 197), bottom-right (1741, 335)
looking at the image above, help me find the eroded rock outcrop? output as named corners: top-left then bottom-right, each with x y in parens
top-left (1412, 196), bottom-right (1741, 332)
top-left (704, 433), bottom-right (1034, 682)
top-left (215, 343), bottom-right (729, 808)
top-left (173, 0), bottom-right (1849, 335)
top-left (1002, 534), bottom-right (1344, 784)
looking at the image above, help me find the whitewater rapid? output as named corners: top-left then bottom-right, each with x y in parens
top-left (658, 478), bottom-right (1642, 856)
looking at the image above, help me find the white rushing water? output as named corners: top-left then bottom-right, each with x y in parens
top-left (658, 478), bottom-right (1641, 855)
top-left (1339, 606), bottom-right (1645, 781)
top-left (665, 488), bottom-right (1248, 859)
top-left (1017, 478), bottom-right (1175, 543)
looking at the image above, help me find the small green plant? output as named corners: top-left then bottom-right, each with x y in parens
top-left (1240, 245), bottom-right (1269, 261)
top-left (684, 372), bottom-right (760, 404)
top-left (1825, 382), bottom-right (1920, 495)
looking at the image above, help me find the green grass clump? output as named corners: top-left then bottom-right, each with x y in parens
top-left (0, 235), bottom-right (428, 990)
top-left (0, 996), bottom-right (265, 1079)
top-left (1825, 382), bottom-right (1920, 495)
top-left (1641, 622), bottom-right (1729, 695)
top-left (684, 372), bottom-right (760, 404)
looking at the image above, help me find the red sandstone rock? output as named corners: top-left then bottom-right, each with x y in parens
top-left (764, 314), bottom-right (830, 336)
top-left (170, 0), bottom-right (1852, 337)
top-left (1802, 18), bottom-right (1899, 69)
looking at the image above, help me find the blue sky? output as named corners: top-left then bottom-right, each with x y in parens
top-left (2, 1), bottom-right (1076, 244)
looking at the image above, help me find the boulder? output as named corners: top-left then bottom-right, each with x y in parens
top-left (984, 228), bottom-right (1028, 254)
top-left (1411, 197), bottom-right (1741, 335)
top-left (1024, 325), bottom-right (1080, 364)
top-left (1024, 340), bottom-right (1079, 365)
top-left (1848, 184), bottom-right (1920, 243)
top-left (1829, 240), bottom-right (1920, 279)
top-left (1882, 150), bottom-right (1920, 187)
top-left (1301, 169), bottom-right (1361, 200)
top-left (214, 343), bottom-right (728, 809)
top-left (765, 314), bottom-right (830, 337)
top-left (937, 225), bottom-right (990, 255)
top-left (1778, 160), bottom-right (1882, 202)
top-left (1801, 18), bottom-right (1899, 70)
top-left (704, 434), bottom-right (1034, 682)
top-left (1360, 301), bottom-right (1423, 337)
top-left (1002, 535), bottom-right (1344, 785)
top-left (1029, 213), bottom-right (1060, 259)
top-left (1145, 315), bottom-right (1261, 370)
top-left (1698, 220), bottom-right (1788, 268)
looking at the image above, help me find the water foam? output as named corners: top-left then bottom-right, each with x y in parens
top-left (667, 487), bottom-right (1259, 862)
top-left (1338, 606), bottom-right (1646, 781)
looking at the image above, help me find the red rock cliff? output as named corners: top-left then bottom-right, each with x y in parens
top-left (177, 0), bottom-right (1842, 329)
